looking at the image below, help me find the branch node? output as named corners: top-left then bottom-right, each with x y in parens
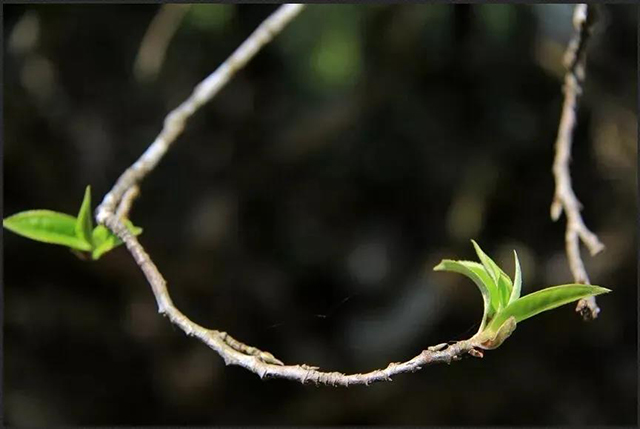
top-left (258, 367), bottom-right (271, 380)
top-left (468, 348), bottom-right (484, 359)
top-left (427, 342), bottom-right (448, 352)
top-left (576, 296), bottom-right (600, 320)
top-left (300, 364), bottom-right (320, 371)
top-left (258, 351), bottom-right (284, 366)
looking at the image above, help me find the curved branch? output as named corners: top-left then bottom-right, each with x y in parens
top-left (102, 213), bottom-right (480, 386)
top-left (550, 4), bottom-right (604, 320)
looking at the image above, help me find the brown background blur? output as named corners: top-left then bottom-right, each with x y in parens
top-left (3, 4), bottom-right (637, 425)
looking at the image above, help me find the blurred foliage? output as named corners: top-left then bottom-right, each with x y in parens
top-left (478, 4), bottom-right (518, 43)
top-left (3, 4), bottom-right (637, 426)
top-left (185, 4), bottom-right (233, 34)
top-left (276, 5), bottom-right (363, 93)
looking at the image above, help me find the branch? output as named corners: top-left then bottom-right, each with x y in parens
top-left (115, 185), bottom-right (140, 220)
top-left (550, 4), bottom-right (604, 320)
top-left (94, 3), bottom-right (487, 385)
top-left (104, 213), bottom-right (481, 386)
top-left (96, 4), bottom-right (305, 224)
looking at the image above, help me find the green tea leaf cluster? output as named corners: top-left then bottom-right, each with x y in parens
top-left (3, 186), bottom-right (142, 260)
top-left (434, 240), bottom-right (610, 349)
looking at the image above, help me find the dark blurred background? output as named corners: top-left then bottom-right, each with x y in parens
top-left (3, 4), bottom-right (637, 426)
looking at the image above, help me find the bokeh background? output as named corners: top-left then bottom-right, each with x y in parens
top-left (3, 4), bottom-right (637, 426)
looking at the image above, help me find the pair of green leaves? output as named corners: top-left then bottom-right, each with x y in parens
top-left (434, 240), bottom-right (610, 350)
top-left (3, 186), bottom-right (142, 260)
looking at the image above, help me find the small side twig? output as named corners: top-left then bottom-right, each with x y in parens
top-left (550, 4), bottom-right (604, 320)
top-left (115, 185), bottom-right (140, 220)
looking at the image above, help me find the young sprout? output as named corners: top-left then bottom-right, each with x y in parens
top-left (434, 241), bottom-right (610, 350)
top-left (3, 186), bottom-right (142, 260)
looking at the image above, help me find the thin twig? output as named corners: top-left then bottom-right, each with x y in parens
top-left (550, 4), bottom-right (604, 320)
top-left (134, 4), bottom-right (191, 83)
top-left (94, 3), bottom-right (486, 386)
top-left (96, 4), bottom-right (305, 224)
top-left (104, 213), bottom-right (482, 386)
top-left (115, 185), bottom-right (139, 220)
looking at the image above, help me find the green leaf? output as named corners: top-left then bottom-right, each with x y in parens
top-left (3, 210), bottom-right (92, 251)
top-left (497, 271), bottom-right (513, 310)
top-left (124, 219), bottom-right (143, 236)
top-left (485, 284), bottom-right (611, 333)
top-left (434, 259), bottom-right (501, 331)
top-left (472, 240), bottom-right (512, 310)
top-left (91, 220), bottom-right (143, 260)
top-left (471, 240), bottom-right (500, 284)
top-left (91, 226), bottom-right (119, 260)
top-left (509, 250), bottom-right (522, 304)
top-left (75, 185), bottom-right (94, 247)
